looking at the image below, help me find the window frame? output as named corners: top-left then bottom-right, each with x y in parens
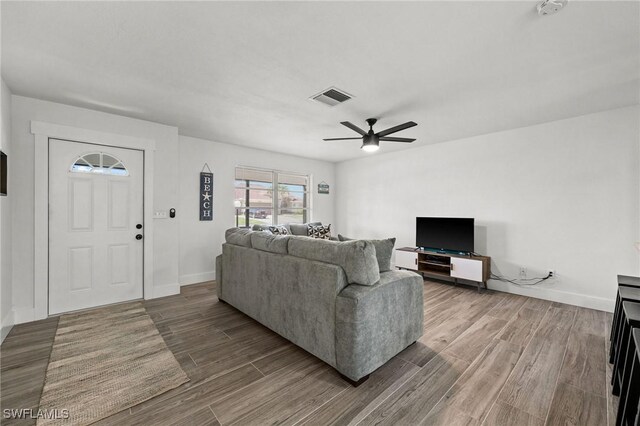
top-left (234, 166), bottom-right (311, 228)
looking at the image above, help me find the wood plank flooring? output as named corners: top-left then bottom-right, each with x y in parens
top-left (1, 280), bottom-right (614, 425)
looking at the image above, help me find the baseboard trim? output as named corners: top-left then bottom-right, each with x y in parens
top-left (1, 310), bottom-right (15, 342)
top-left (179, 271), bottom-right (215, 286)
top-left (488, 280), bottom-right (615, 312)
top-left (13, 307), bottom-right (37, 325)
top-left (149, 284), bottom-right (180, 299)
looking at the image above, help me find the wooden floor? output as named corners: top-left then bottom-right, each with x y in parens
top-left (1, 280), bottom-right (616, 425)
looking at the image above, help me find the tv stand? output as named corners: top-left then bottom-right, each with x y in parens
top-left (395, 247), bottom-right (491, 292)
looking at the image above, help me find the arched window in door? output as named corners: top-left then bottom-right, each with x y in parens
top-left (70, 152), bottom-right (129, 176)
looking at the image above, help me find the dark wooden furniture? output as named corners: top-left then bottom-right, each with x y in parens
top-left (395, 247), bottom-right (490, 292)
top-left (611, 286), bottom-right (640, 365)
top-left (620, 275), bottom-right (640, 288)
top-left (617, 328), bottom-right (640, 425)
top-left (612, 276), bottom-right (640, 343)
top-left (613, 302), bottom-right (640, 396)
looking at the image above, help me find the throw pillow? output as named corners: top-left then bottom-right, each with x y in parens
top-left (308, 224), bottom-right (331, 239)
top-left (338, 234), bottom-right (396, 272)
top-left (289, 222), bottom-right (321, 236)
top-left (268, 225), bottom-right (289, 235)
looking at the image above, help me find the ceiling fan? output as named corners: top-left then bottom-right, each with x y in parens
top-left (324, 118), bottom-right (417, 152)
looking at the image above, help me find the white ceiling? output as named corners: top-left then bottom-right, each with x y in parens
top-left (2, 1), bottom-right (638, 162)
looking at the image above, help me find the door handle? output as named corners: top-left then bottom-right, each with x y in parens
top-left (136, 234), bottom-right (143, 240)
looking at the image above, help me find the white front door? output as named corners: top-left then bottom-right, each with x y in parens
top-left (49, 139), bottom-right (144, 315)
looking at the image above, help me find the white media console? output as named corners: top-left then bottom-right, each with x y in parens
top-left (395, 247), bottom-right (491, 292)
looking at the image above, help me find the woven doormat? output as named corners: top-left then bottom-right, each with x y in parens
top-left (37, 302), bottom-right (188, 425)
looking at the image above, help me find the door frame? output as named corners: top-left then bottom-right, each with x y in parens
top-left (31, 121), bottom-right (156, 320)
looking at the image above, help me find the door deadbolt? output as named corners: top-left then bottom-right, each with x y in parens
top-left (136, 224), bottom-right (142, 229)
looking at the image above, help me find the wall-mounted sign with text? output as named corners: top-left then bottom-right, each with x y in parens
top-left (200, 171), bottom-right (213, 221)
top-left (318, 182), bottom-right (330, 195)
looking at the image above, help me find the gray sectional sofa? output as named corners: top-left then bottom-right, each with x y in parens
top-left (215, 227), bottom-right (424, 384)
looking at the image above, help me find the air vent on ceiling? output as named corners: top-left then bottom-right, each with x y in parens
top-left (310, 87), bottom-right (353, 107)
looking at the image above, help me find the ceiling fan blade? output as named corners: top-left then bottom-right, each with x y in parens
top-left (323, 137), bottom-right (363, 141)
top-left (376, 121), bottom-right (417, 137)
top-left (379, 137), bottom-right (416, 143)
top-left (340, 121), bottom-right (367, 136)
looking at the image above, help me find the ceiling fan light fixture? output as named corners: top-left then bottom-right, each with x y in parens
top-left (361, 133), bottom-right (379, 152)
top-left (361, 142), bottom-right (379, 152)
top-left (324, 118), bottom-right (417, 153)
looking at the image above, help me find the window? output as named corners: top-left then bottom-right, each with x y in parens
top-left (235, 167), bottom-right (309, 227)
top-left (70, 153), bottom-right (128, 176)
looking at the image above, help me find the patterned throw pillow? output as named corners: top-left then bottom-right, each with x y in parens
top-left (268, 225), bottom-right (289, 235)
top-left (308, 224), bottom-right (331, 239)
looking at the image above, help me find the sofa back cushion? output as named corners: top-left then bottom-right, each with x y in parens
top-left (288, 236), bottom-right (380, 286)
top-left (338, 235), bottom-right (397, 272)
top-left (250, 232), bottom-right (290, 254)
top-left (225, 228), bottom-right (253, 247)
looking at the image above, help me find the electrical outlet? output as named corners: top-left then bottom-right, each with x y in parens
top-left (548, 269), bottom-right (555, 278)
top-left (519, 267), bottom-right (527, 279)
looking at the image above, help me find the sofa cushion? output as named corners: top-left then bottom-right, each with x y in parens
top-left (338, 235), bottom-right (397, 272)
top-left (250, 232), bottom-right (290, 254)
top-left (225, 228), bottom-right (253, 247)
top-left (289, 221), bottom-right (321, 236)
top-left (308, 224), bottom-right (331, 239)
top-left (288, 236), bottom-right (380, 286)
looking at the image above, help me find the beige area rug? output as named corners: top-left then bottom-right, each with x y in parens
top-left (37, 302), bottom-right (189, 425)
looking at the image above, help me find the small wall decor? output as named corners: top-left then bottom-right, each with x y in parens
top-left (318, 181), bottom-right (330, 195)
top-left (200, 163), bottom-right (213, 221)
top-left (0, 151), bottom-right (6, 196)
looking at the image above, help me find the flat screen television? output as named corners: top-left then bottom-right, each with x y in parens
top-left (416, 217), bottom-right (474, 254)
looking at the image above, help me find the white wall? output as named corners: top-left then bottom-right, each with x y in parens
top-left (336, 106), bottom-right (640, 312)
top-left (6, 95), bottom-right (337, 323)
top-left (1, 78), bottom-right (14, 341)
top-left (10, 96), bottom-right (180, 323)
top-left (178, 135), bottom-right (335, 285)
top-left (6, 92), bottom-right (636, 320)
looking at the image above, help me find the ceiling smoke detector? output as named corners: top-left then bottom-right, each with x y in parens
top-left (310, 87), bottom-right (353, 107)
top-left (537, 0), bottom-right (568, 15)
